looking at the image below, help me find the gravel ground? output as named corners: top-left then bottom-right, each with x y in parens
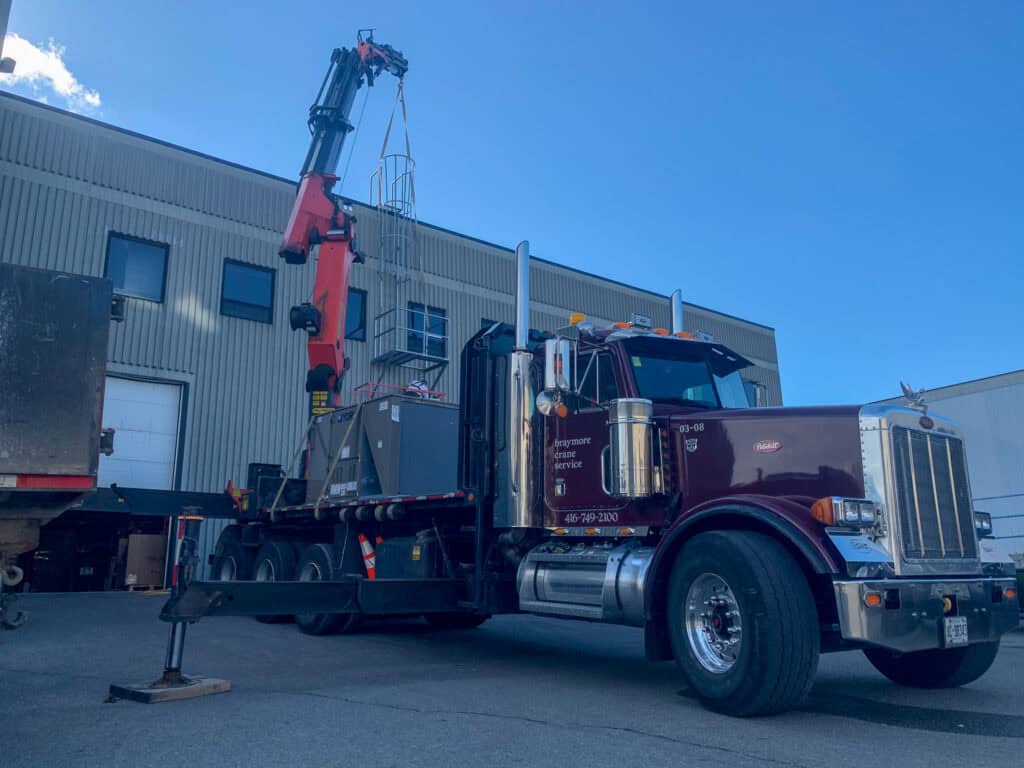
top-left (1, 592), bottom-right (1022, 768)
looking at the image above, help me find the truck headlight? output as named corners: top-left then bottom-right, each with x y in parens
top-left (974, 510), bottom-right (994, 538)
top-left (811, 497), bottom-right (881, 529)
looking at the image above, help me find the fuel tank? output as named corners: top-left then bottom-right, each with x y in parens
top-left (667, 405), bottom-right (865, 507)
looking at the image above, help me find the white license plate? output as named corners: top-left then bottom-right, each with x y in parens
top-left (0, 475), bottom-right (15, 489)
top-left (944, 616), bottom-right (969, 647)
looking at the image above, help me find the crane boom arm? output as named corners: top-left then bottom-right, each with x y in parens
top-left (279, 32), bottom-right (408, 400)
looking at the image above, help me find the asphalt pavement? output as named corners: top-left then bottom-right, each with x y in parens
top-left (1, 592), bottom-right (1022, 768)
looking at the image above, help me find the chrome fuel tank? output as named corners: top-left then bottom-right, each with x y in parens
top-left (517, 539), bottom-right (653, 626)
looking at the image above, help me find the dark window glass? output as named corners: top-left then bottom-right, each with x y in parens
top-left (578, 355), bottom-right (597, 405)
top-left (407, 302), bottom-right (447, 359)
top-left (345, 288), bottom-right (367, 341)
top-left (630, 355), bottom-right (718, 408)
top-left (407, 302), bottom-right (425, 353)
top-left (597, 355), bottom-right (619, 403)
top-left (220, 260), bottom-right (274, 324)
top-left (104, 233), bottom-right (168, 302)
top-left (742, 379), bottom-right (758, 407)
top-left (481, 318), bottom-right (499, 329)
top-left (577, 354), bottom-right (617, 407)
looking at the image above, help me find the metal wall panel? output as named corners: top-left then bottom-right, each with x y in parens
top-left (0, 91), bottom-right (785, 513)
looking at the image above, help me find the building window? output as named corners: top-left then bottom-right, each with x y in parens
top-left (345, 287), bottom-right (367, 341)
top-left (407, 302), bottom-right (447, 359)
top-left (220, 260), bottom-right (275, 324)
top-left (104, 233), bottom-right (168, 303)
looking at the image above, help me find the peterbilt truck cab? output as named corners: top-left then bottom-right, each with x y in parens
top-left (506, 301), bottom-right (1019, 715)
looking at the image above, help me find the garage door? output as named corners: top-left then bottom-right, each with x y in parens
top-left (97, 377), bottom-right (182, 490)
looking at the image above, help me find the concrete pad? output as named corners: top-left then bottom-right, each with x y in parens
top-left (109, 675), bottom-right (231, 703)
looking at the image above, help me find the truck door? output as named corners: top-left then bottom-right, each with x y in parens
top-left (543, 352), bottom-right (627, 528)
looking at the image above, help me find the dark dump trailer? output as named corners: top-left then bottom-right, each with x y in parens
top-left (0, 263), bottom-right (116, 616)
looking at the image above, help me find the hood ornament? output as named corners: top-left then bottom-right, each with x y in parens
top-left (899, 381), bottom-right (927, 414)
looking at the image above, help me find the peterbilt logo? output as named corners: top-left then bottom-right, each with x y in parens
top-left (754, 440), bottom-right (781, 454)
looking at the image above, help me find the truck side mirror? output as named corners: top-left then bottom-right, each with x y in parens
top-left (536, 337), bottom-right (576, 417)
top-left (543, 338), bottom-right (574, 391)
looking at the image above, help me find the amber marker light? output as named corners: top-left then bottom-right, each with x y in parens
top-left (864, 592), bottom-right (883, 608)
top-left (810, 497), bottom-right (835, 526)
top-left (613, 321), bottom-right (630, 329)
top-left (652, 328), bottom-right (670, 336)
top-left (555, 402), bottom-right (569, 418)
top-left (569, 312), bottom-right (586, 325)
top-left (552, 528), bottom-right (567, 536)
top-left (584, 527), bottom-right (599, 536)
top-left (618, 527), bottom-right (635, 536)
top-left (1005, 587), bottom-right (1018, 602)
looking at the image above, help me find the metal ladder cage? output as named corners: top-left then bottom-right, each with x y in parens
top-left (370, 153), bottom-right (449, 378)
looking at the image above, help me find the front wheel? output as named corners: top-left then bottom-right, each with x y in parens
top-left (864, 641), bottom-right (1000, 688)
top-left (667, 530), bottom-right (820, 717)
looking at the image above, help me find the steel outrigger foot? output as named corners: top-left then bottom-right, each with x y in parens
top-left (108, 513), bottom-right (231, 704)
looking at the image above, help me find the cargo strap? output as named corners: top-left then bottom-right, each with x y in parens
top-left (313, 402), bottom-right (364, 518)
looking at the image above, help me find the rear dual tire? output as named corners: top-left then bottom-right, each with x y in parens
top-left (253, 540), bottom-right (297, 624)
top-left (209, 525), bottom-right (252, 581)
top-left (294, 543), bottom-right (361, 636)
top-left (667, 530), bottom-right (820, 717)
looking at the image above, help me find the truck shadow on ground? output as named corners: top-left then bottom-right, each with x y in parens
top-left (343, 618), bottom-right (1024, 736)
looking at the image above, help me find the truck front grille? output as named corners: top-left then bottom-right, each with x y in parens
top-left (891, 427), bottom-right (977, 560)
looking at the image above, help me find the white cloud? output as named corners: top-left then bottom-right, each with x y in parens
top-left (0, 33), bottom-right (101, 113)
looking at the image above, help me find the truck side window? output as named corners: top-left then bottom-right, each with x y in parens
top-left (577, 352), bottom-right (598, 406)
top-left (597, 354), bottom-right (619, 403)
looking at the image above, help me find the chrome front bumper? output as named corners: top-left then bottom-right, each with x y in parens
top-left (833, 578), bottom-right (1020, 653)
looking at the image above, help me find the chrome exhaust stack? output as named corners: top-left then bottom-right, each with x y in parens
top-left (670, 288), bottom-right (684, 334)
top-left (497, 240), bottom-right (539, 529)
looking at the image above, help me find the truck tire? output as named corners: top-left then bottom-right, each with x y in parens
top-left (666, 530), bottom-right (820, 716)
top-left (294, 543), bottom-right (360, 636)
top-left (864, 641), bottom-right (1000, 688)
top-left (425, 613), bottom-right (489, 629)
top-left (253, 540), bottom-right (297, 624)
top-left (209, 525), bottom-right (253, 581)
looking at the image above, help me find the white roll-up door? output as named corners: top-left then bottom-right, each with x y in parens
top-left (98, 377), bottom-right (182, 490)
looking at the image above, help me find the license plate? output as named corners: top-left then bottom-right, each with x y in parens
top-left (0, 475), bottom-right (15, 489)
top-left (944, 616), bottom-right (969, 647)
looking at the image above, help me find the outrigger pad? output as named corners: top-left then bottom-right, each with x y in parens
top-left (108, 675), bottom-right (230, 704)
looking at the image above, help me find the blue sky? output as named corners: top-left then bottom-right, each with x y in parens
top-left (4, 1), bottom-right (1022, 405)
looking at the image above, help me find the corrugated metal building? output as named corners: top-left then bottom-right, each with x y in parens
top-left (0, 91), bottom-right (782, 580)
top-left (878, 371), bottom-right (1024, 563)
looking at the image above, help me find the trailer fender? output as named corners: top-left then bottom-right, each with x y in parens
top-left (643, 496), bottom-right (839, 662)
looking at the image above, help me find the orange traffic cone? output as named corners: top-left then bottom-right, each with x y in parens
top-left (358, 533), bottom-right (377, 580)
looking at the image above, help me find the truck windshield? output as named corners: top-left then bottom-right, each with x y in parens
top-left (628, 355), bottom-right (752, 409)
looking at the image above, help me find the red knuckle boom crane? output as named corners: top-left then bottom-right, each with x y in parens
top-left (280, 31), bottom-right (408, 401)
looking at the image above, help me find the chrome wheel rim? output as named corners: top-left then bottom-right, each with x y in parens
top-left (299, 561), bottom-right (322, 582)
top-left (217, 557), bottom-right (237, 581)
top-left (255, 558), bottom-right (276, 581)
top-left (685, 572), bottom-right (743, 674)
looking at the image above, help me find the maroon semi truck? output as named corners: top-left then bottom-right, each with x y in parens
top-left (167, 241), bottom-right (1020, 716)
top-left (162, 34), bottom-right (1018, 716)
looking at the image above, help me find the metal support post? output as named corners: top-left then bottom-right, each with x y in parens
top-left (108, 509), bottom-right (231, 703)
top-left (159, 511), bottom-right (202, 685)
